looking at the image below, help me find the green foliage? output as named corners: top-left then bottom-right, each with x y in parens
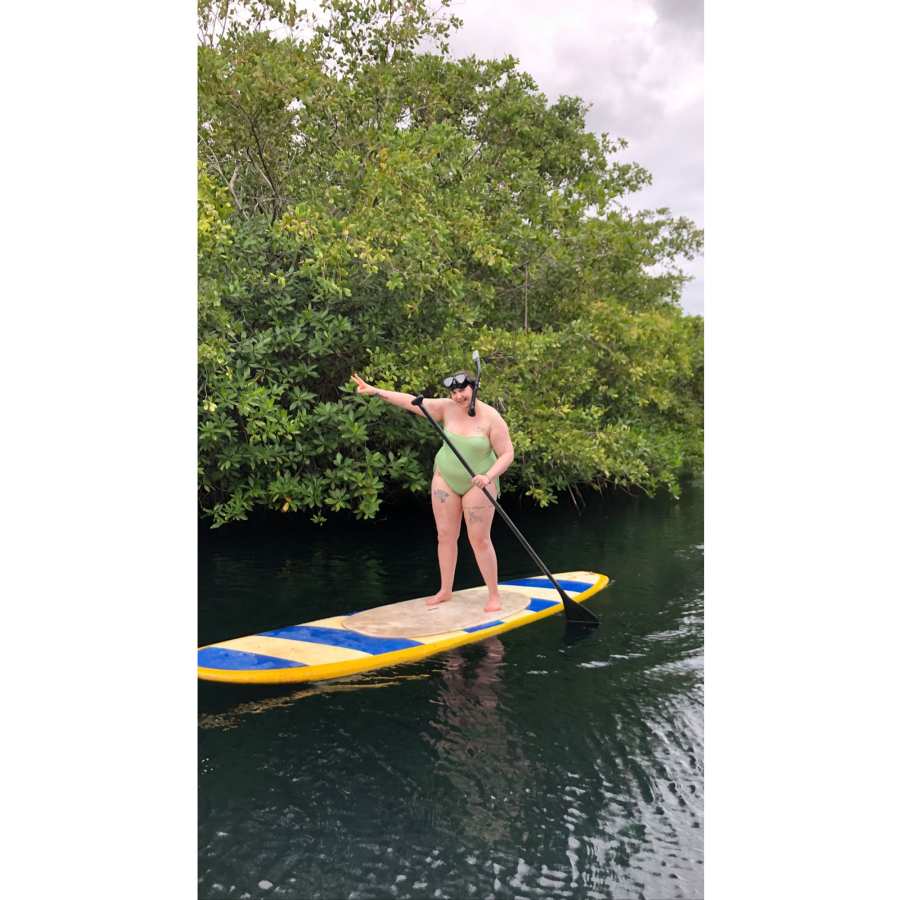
top-left (197, 0), bottom-right (704, 527)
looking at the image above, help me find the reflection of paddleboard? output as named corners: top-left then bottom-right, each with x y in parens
top-left (198, 571), bottom-right (610, 685)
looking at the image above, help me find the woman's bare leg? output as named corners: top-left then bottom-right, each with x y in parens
top-left (427, 472), bottom-right (463, 606)
top-left (462, 483), bottom-right (502, 612)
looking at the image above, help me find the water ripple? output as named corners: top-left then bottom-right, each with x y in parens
top-left (199, 485), bottom-right (705, 899)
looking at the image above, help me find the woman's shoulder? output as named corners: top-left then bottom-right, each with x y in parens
top-left (479, 402), bottom-right (507, 426)
top-left (422, 396), bottom-right (451, 419)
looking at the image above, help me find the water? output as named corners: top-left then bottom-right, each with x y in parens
top-left (199, 482), bottom-right (704, 899)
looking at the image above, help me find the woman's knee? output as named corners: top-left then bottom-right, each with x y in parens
top-left (467, 531), bottom-right (493, 554)
top-left (436, 521), bottom-right (461, 542)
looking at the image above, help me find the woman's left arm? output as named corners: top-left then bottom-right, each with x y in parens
top-left (484, 416), bottom-right (515, 481)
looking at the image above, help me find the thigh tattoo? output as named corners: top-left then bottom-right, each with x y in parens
top-left (433, 488), bottom-right (450, 504)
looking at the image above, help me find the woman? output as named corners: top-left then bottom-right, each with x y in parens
top-left (350, 370), bottom-right (514, 612)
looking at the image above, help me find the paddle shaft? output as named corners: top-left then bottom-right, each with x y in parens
top-left (412, 396), bottom-right (599, 626)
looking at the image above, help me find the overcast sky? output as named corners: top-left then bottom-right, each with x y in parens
top-left (446, 0), bottom-right (704, 315)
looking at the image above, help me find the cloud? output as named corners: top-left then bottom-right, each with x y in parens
top-left (447, 0), bottom-right (704, 314)
top-left (650, 0), bottom-right (704, 33)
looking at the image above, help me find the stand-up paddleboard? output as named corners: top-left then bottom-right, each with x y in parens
top-left (198, 570), bottom-right (610, 685)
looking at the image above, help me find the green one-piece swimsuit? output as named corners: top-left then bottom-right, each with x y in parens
top-left (434, 430), bottom-right (500, 496)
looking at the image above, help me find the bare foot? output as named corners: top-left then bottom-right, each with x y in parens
top-left (426, 592), bottom-right (453, 608)
top-left (483, 594), bottom-right (502, 613)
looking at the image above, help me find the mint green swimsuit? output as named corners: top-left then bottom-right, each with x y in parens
top-left (434, 430), bottom-right (499, 496)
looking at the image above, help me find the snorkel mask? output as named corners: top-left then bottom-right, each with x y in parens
top-left (442, 372), bottom-right (474, 390)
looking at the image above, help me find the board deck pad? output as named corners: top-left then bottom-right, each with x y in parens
top-left (346, 587), bottom-right (529, 638)
top-left (198, 570), bottom-right (610, 685)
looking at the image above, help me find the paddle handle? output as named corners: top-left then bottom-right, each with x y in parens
top-left (411, 395), bottom-right (599, 626)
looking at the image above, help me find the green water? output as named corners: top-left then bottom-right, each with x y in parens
top-left (199, 482), bottom-right (703, 899)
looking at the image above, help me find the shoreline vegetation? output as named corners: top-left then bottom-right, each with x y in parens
top-left (198, 1), bottom-right (704, 529)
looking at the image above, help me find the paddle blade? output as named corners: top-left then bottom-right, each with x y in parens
top-left (561, 591), bottom-right (600, 627)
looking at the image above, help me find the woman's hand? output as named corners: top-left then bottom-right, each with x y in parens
top-left (471, 474), bottom-right (491, 490)
top-left (351, 373), bottom-right (378, 396)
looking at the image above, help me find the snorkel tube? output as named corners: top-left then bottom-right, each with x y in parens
top-left (468, 350), bottom-right (481, 417)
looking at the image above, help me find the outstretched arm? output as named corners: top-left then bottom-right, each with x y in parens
top-left (351, 373), bottom-right (446, 420)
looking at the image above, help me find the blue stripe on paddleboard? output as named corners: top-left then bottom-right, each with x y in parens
top-left (525, 596), bottom-right (561, 612)
top-left (198, 647), bottom-right (306, 671)
top-left (260, 625), bottom-right (422, 654)
top-left (464, 619), bottom-right (504, 633)
top-left (501, 577), bottom-right (593, 593)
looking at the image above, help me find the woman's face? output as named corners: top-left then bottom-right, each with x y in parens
top-left (449, 384), bottom-right (473, 406)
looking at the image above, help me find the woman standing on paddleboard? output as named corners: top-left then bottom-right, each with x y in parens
top-left (351, 371), bottom-right (515, 613)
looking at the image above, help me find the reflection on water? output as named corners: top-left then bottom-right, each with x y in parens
top-left (199, 483), bottom-right (704, 899)
top-left (198, 673), bottom-right (432, 732)
top-left (426, 640), bottom-right (526, 847)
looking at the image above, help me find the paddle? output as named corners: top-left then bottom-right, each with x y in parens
top-left (411, 393), bottom-right (600, 627)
